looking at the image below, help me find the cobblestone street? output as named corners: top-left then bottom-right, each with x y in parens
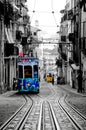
top-left (0, 81), bottom-right (86, 129)
top-left (0, 0), bottom-right (86, 129)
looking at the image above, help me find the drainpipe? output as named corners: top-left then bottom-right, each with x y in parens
top-left (0, 16), bottom-right (5, 93)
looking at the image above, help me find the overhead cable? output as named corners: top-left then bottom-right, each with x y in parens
top-left (30, 0), bottom-right (37, 22)
top-left (51, 0), bottom-right (59, 27)
top-left (29, 10), bottom-right (58, 14)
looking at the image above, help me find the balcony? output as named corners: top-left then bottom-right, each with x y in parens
top-left (56, 59), bottom-right (62, 67)
top-left (80, 37), bottom-right (86, 56)
top-left (61, 13), bottom-right (67, 23)
top-left (67, 9), bottom-right (74, 20)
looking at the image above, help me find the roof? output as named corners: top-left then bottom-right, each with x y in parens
top-left (18, 57), bottom-right (39, 66)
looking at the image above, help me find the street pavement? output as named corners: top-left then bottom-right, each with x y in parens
top-left (58, 84), bottom-right (86, 97)
top-left (0, 83), bottom-right (86, 127)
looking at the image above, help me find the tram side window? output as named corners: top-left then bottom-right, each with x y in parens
top-left (19, 66), bottom-right (23, 78)
top-left (34, 65), bottom-right (38, 78)
top-left (24, 66), bottom-right (32, 78)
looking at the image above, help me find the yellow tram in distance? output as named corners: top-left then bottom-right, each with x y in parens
top-left (45, 73), bottom-right (53, 82)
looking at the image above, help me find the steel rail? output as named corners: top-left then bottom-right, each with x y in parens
top-left (37, 101), bottom-right (43, 130)
top-left (58, 95), bottom-right (84, 130)
top-left (40, 101), bottom-right (61, 130)
top-left (48, 101), bottom-right (61, 130)
top-left (16, 98), bottom-right (34, 130)
top-left (65, 94), bottom-right (86, 120)
top-left (0, 94), bottom-right (27, 130)
top-left (18, 95), bottom-right (42, 130)
top-left (0, 95), bottom-right (33, 130)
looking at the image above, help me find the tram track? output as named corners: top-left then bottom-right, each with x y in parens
top-left (19, 86), bottom-right (86, 130)
top-left (14, 94), bottom-right (61, 130)
top-left (41, 101), bottom-right (61, 130)
top-left (65, 95), bottom-right (86, 120)
top-left (37, 82), bottom-right (58, 100)
top-left (35, 89), bottom-right (61, 130)
top-left (48, 85), bottom-right (86, 130)
top-left (1, 82), bottom-right (86, 130)
top-left (58, 95), bottom-right (86, 130)
top-left (0, 94), bottom-right (33, 130)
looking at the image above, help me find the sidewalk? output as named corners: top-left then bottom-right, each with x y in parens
top-left (0, 90), bottom-right (25, 127)
top-left (0, 90), bottom-right (17, 97)
top-left (57, 84), bottom-right (86, 97)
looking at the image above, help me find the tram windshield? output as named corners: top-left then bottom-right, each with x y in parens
top-left (24, 66), bottom-right (32, 78)
top-left (34, 65), bottom-right (38, 78)
top-left (19, 66), bottom-right (23, 78)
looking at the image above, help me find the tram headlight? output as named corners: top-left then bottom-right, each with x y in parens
top-left (27, 83), bottom-right (30, 87)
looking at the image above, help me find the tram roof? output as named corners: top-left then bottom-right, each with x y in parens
top-left (18, 61), bottom-right (38, 66)
top-left (18, 57), bottom-right (39, 66)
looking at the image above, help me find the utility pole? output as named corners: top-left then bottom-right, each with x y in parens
top-left (77, 0), bottom-right (82, 92)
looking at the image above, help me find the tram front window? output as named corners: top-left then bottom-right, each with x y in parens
top-left (24, 66), bottom-right (32, 78)
top-left (34, 65), bottom-right (38, 78)
top-left (19, 66), bottom-right (23, 78)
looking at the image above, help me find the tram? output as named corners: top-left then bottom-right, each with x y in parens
top-left (17, 57), bottom-right (40, 93)
top-left (45, 70), bottom-right (54, 82)
top-left (45, 73), bottom-right (53, 82)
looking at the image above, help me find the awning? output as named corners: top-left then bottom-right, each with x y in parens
top-left (71, 64), bottom-right (79, 70)
top-left (52, 66), bottom-right (57, 70)
top-left (5, 27), bottom-right (11, 43)
top-left (12, 3), bottom-right (20, 11)
top-left (8, 28), bottom-right (14, 43)
top-left (5, 27), bottom-right (14, 43)
top-left (19, 25), bottom-right (24, 34)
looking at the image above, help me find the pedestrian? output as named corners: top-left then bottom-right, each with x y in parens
top-left (71, 70), bottom-right (75, 88)
top-left (52, 74), bottom-right (54, 85)
top-left (44, 73), bottom-right (46, 80)
top-left (76, 69), bottom-right (82, 93)
top-left (13, 78), bottom-right (17, 90)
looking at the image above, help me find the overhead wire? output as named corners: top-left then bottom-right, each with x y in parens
top-left (29, 0), bottom-right (59, 28)
top-left (30, 0), bottom-right (37, 22)
top-left (37, 25), bottom-right (58, 27)
top-left (29, 0), bottom-right (85, 28)
top-left (51, 0), bottom-right (59, 27)
top-left (29, 10), bottom-right (58, 14)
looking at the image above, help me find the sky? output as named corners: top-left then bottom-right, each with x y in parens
top-left (26, 0), bottom-right (66, 37)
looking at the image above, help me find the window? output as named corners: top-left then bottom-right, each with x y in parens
top-left (19, 66), bottom-right (23, 78)
top-left (24, 66), bottom-right (32, 78)
top-left (34, 32), bottom-right (37, 36)
top-left (34, 65), bottom-right (38, 78)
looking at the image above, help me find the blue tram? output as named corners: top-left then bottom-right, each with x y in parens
top-left (17, 57), bottom-right (40, 93)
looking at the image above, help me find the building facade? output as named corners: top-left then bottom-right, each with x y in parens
top-left (0, 0), bottom-right (30, 93)
top-left (58, 0), bottom-right (86, 91)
